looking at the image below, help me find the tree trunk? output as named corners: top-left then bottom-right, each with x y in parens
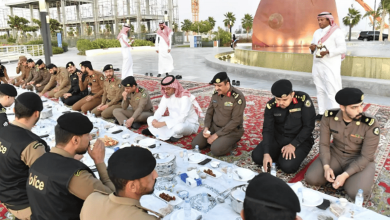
top-left (379, 11), bottom-right (386, 41)
top-left (186, 31), bottom-right (189, 42)
top-left (388, 15), bottom-right (390, 42)
top-left (247, 28), bottom-right (249, 39)
top-left (349, 24), bottom-right (352, 41)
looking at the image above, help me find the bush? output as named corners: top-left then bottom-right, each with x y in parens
top-left (24, 40), bottom-right (68, 52)
top-left (75, 38), bottom-right (154, 54)
top-left (52, 46), bottom-right (64, 54)
top-left (212, 27), bottom-right (232, 47)
top-left (7, 37), bottom-right (16, 43)
top-left (76, 39), bottom-right (98, 55)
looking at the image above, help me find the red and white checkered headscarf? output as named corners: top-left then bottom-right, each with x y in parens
top-left (317, 12), bottom-right (345, 60)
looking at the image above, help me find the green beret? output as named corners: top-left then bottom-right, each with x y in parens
top-left (271, 79), bottom-right (293, 98)
top-left (57, 113), bottom-right (93, 135)
top-left (335, 88), bottom-right (364, 106)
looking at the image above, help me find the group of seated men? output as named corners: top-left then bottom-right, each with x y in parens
top-left (0, 57), bottom-right (380, 219)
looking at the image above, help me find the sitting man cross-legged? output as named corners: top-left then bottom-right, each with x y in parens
top-left (60, 62), bottom-right (88, 106)
top-left (252, 79), bottom-right (316, 174)
top-left (113, 76), bottom-right (154, 129)
top-left (40, 63), bottom-right (70, 99)
top-left (305, 88), bottom-right (379, 199)
top-left (192, 72), bottom-right (246, 156)
top-left (80, 147), bottom-right (163, 220)
top-left (142, 75), bottom-right (202, 142)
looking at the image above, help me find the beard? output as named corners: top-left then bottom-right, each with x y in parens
top-left (75, 141), bottom-right (89, 155)
top-left (346, 111), bottom-right (362, 121)
top-left (145, 179), bottom-right (157, 195)
top-left (33, 112), bottom-right (41, 126)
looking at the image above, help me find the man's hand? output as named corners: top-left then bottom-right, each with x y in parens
top-left (203, 127), bottom-right (211, 138)
top-left (263, 154), bottom-right (272, 172)
top-left (63, 93), bottom-right (72, 99)
top-left (281, 144), bottom-right (296, 160)
top-left (30, 81), bottom-right (35, 85)
top-left (324, 165), bottom-right (335, 183)
top-left (96, 104), bottom-right (103, 110)
top-left (332, 172), bottom-right (349, 189)
top-left (85, 95), bottom-right (93, 102)
top-left (122, 91), bottom-right (128, 100)
top-left (152, 119), bottom-right (166, 128)
top-left (36, 84), bottom-right (41, 87)
top-left (52, 88), bottom-right (58, 92)
top-left (39, 92), bottom-right (43, 97)
top-left (320, 50), bottom-right (329, 57)
top-left (22, 84), bottom-right (26, 89)
top-left (99, 104), bottom-right (109, 111)
top-left (77, 72), bottom-right (83, 80)
top-left (207, 133), bottom-right (218, 145)
top-left (88, 139), bottom-right (105, 164)
top-left (168, 49), bottom-right (171, 53)
top-left (156, 50), bottom-right (159, 53)
top-left (309, 44), bottom-right (317, 51)
top-left (125, 117), bottom-right (134, 128)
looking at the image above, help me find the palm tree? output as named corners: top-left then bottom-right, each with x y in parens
top-left (363, 7), bottom-right (383, 40)
top-left (181, 19), bottom-right (192, 42)
top-left (342, 6), bottom-right (361, 41)
top-left (241, 14), bottom-right (253, 39)
top-left (223, 12), bottom-right (236, 33)
top-left (207, 17), bottom-right (216, 39)
top-left (379, 0), bottom-right (390, 41)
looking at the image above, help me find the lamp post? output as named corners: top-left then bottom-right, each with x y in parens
top-left (164, 11), bottom-right (168, 27)
top-left (373, 0), bottom-right (376, 41)
top-left (229, 20), bottom-right (232, 33)
top-left (39, 0), bottom-right (51, 64)
top-left (349, 18), bottom-right (353, 41)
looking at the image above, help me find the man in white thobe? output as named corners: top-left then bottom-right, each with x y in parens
top-left (142, 75), bottom-right (202, 142)
top-left (310, 12), bottom-right (346, 120)
top-left (156, 22), bottom-right (174, 75)
top-left (117, 24), bottom-right (134, 79)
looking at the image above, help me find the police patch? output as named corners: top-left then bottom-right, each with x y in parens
top-left (93, 79), bottom-right (96, 82)
top-left (374, 127), bottom-right (380, 136)
top-left (3, 122), bottom-right (8, 127)
top-left (238, 99), bottom-right (242, 105)
top-left (305, 100), bottom-right (311, 107)
top-left (118, 84), bottom-right (121, 88)
top-left (267, 103), bottom-right (271, 109)
top-left (33, 142), bottom-right (44, 149)
top-left (100, 76), bottom-right (104, 81)
top-left (142, 93), bottom-right (147, 97)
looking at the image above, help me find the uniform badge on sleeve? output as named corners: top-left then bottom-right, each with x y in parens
top-left (100, 76), bottom-right (104, 81)
top-left (142, 93), bottom-right (147, 97)
top-left (33, 142), bottom-right (44, 149)
top-left (305, 100), bottom-right (312, 107)
top-left (238, 99), bottom-right (242, 105)
top-left (374, 127), bottom-right (380, 136)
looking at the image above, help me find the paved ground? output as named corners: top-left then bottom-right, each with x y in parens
top-left (5, 46), bottom-right (390, 105)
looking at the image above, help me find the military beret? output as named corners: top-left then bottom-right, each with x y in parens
top-left (27, 59), bottom-right (34, 63)
top-left (271, 79), bottom-right (293, 98)
top-left (161, 75), bottom-right (175, 86)
top-left (66, 61), bottom-right (75, 68)
top-left (16, 92), bottom-right (43, 112)
top-left (36, 59), bottom-right (43, 66)
top-left (57, 112), bottom-right (93, 135)
top-left (47, 63), bottom-right (57, 70)
top-left (108, 147), bottom-right (156, 180)
top-left (121, 76), bottom-right (137, 87)
top-left (210, 72), bottom-right (229, 84)
top-left (0, 84), bottom-right (17, 97)
top-left (245, 173), bottom-right (300, 213)
top-left (103, 64), bottom-right (114, 72)
top-left (335, 88), bottom-right (364, 106)
top-left (80, 61), bottom-right (93, 70)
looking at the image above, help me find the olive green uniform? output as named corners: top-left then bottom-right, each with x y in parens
top-left (41, 67), bottom-right (71, 98)
top-left (91, 76), bottom-right (123, 119)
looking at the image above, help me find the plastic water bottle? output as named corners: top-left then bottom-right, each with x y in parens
top-left (297, 188), bottom-right (303, 206)
top-left (193, 145), bottom-right (200, 154)
top-left (201, 193), bottom-right (209, 214)
top-left (184, 198), bottom-right (191, 220)
top-left (155, 135), bottom-right (161, 148)
top-left (87, 111), bottom-right (91, 117)
top-left (123, 120), bottom-right (127, 128)
top-left (355, 189), bottom-right (364, 212)
top-left (271, 163), bottom-right (277, 177)
top-left (88, 86), bottom-right (91, 95)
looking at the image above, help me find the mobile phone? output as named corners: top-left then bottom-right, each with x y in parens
top-left (112, 130), bottom-right (123, 134)
top-left (62, 111), bottom-right (71, 114)
top-left (198, 158), bottom-right (212, 165)
top-left (316, 199), bottom-right (330, 210)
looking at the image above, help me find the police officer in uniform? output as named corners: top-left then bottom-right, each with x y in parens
top-left (113, 76), bottom-right (154, 129)
top-left (0, 60), bottom-right (9, 84)
top-left (191, 72), bottom-right (246, 156)
top-left (32, 61), bottom-right (51, 93)
top-left (21, 59), bottom-right (37, 89)
top-left (305, 88), bottom-right (380, 199)
top-left (91, 64), bottom-right (123, 119)
top-left (24, 59), bottom-right (44, 91)
top-left (0, 84), bottom-right (17, 127)
top-left (40, 63), bottom-right (71, 98)
top-left (0, 92), bottom-right (49, 220)
top-left (72, 61), bottom-right (105, 113)
top-left (60, 62), bottom-right (88, 106)
top-left (80, 147), bottom-right (162, 220)
top-left (252, 79), bottom-right (316, 174)
top-left (12, 56), bottom-right (31, 87)
top-left (26, 113), bottom-right (115, 220)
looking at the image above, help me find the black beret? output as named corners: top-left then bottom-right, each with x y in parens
top-left (80, 61), bottom-right (93, 70)
top-left (245, 173), bottom-right (300, 212)
top-left (35, 59), bottom-right (43, 66)
top-left (121, 76), bottom-right (137, 87)
top-left (66, 61), bottom-right (75, 68)
top-left (47, 63), bottom-right (57, 70)
top-left (16, 92), bottom-right (43, 112)
top-left (103, 64), bottom-right (114, 72)
top-left (210, 72), bottom-right (229, 84)
top-left (335, 88), bottom-right (364, 106)
top-left (27, 59), bottom-right (34, 63)
top-left (271, 79), bottom-right (293, 98)
top-left (108, 147), bottom-right (156, 180)
top-left (0, 84), bottom-right (17, 97)
top-left (57, 112), bottom-right (93, 135)
top-left (161, 75), bottom-right (175, 86)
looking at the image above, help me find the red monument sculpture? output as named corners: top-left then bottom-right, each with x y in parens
top-left (252, 0), bottom-right (340, 48)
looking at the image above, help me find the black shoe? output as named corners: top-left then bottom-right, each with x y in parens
top-left (131, 122), bottom-right (141, 129)
top-left (142, 128), bottom-right (153, 136)
top-left (178, 75), bottom-right (182, 79)
top-left (235, 81), bottom-right (240, 86)
top-left (145, 73), bottom-right (148, 76)
top-left (150, 73), bottom-right (153, 77)
top-left (175, 75), bottom-right (181, 79)
top-left (232, 80), bottom-right (236, 86)
top-left (166, 73), bottom-right (169, 76)
top-left (157, 74), bottom-right (161, 77)
top-left (169, 137), bottom-right (180, 142)
top-left (114, 119), bottom-right (119, 125)
top-left (315, 114), bottom-right (323, 121)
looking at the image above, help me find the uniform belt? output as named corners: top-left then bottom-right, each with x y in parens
top-left (4, 203), bottom-right (29, 211)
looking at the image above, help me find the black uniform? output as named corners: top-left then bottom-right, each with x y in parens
top-left (27, 152), bottom-right (95, 220)
top-left (0, 103), bottom-right (8, 127)
top-left (0, 123), bottom-right (49, 210)
top-left (60, 70), bottom-right (88, 106)
top-left (252, 91), bottom-right (316, 173)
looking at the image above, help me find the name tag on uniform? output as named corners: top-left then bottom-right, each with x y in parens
top-left (289, 108), bottom-right (301, 113)
top-left (351, 134), bottom-right (364, 139)
top-left (274, 113), bottom-right (282, 116)
top-left (212, 100), bottom-right (217, 103)
top-left (135, 97), bottom-right (140, 100)
top-left (224, 102), bottom-right (233, 107)
top-left (72, 77), bottom-right (77, 80)
top-left (93, 79), bottom-right (96, 82)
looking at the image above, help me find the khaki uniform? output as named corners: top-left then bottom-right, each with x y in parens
top-left (80, 191), bottom-right (162, 220)
top-left (91, 76), bottom-right (123, 119)
top-left (14, 64), bottom-right (31, 87)
top-left (0, 65), bottom-right (9, 84)
top-left (25, 67), bottom-right (43, 91)
top-left (305, 109), bottom-right (380, 199)
top-left (22, 67), bottom-right (38, 89)
top-left (192, 86), bottom-right (246, 156)
top-left (41, 67), bottom-right (71, 98)
top-left (113, 87), bottom-right (154, 125)
top-left (72, 71), bottom-right (104, 113)
top-left (34, 67), bottom-right (52, 92)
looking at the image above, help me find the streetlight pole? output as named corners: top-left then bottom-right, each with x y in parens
top-left (39, 0), bottom-right (51, 65)
top-left (349, 18), bottom-right (353, 41)
top-left (373, 0), bottom-right (376, 41)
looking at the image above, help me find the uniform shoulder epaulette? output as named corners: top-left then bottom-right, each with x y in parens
top-left (324, 109), bottom-right (339, 117)
top-left (32, 142), bottom-right (44, 149)
top-left (361, 115), bottom-right (375, 126)
top-left (139, 87), bottom-right (145, 93)
top-left (213, 90), bottom-right (218, 95)
top-left (266, 98), bottom-right (276, 110)
top-left (0, 107), bottom-right (5, 113)
top-left (294, 93), bottom-right (306, 102)
top-left (232, 91), bottom-right (240, 99)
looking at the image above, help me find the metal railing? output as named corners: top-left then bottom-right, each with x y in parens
top-left (0, 44), bottom-right (44, 63)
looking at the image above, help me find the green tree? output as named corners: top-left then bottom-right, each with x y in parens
top-left (241, 14), bottom-right (253, 39)
top-left (379, 0), bottom-right (390, 41)
top-left (342, 6), bottom-right (361, 41)
top-left (141, 24), bottom-right (147, 33)
top-left (363, 7), bottom-right (382, 40)
top-left (49, 19), bottom-right (63, 35)
top-left (207, 17), bottom-right (216, 31)
top-left (212, 27), bottom-right (231, 46)
top-left (68, 27), bottom-right (75, 37)
top-left (223, 12), bottom-right (236, 33)
top-left (172, 22), bottom-right (179, 32)
top-left (104, 24), bottom-right (111, 34)
top-left (32, 19), bottom-right (41, 28)
top-left (191, 20), bottom-right (212, 35)
top-left (7, 15), bottom-right (38, 43)
top-left (181, 19), bottom-right (192, 42)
